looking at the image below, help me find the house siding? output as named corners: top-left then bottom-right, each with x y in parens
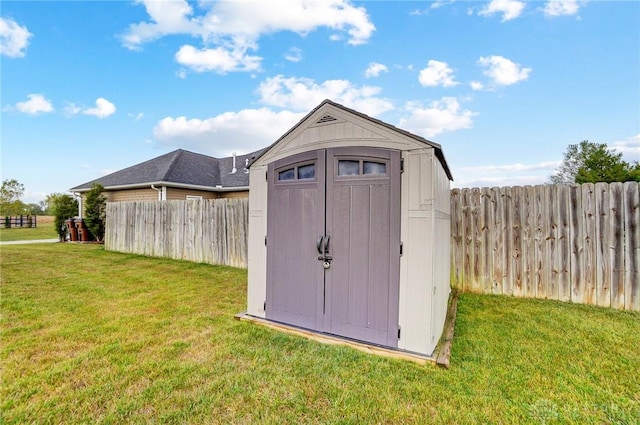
top-left (218, 190), bottom-right (249, 199)
top-left (166, 188), bottom-right (218, 201)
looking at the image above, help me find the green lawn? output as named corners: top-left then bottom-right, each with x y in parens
top-left (0, 216), bottom-right (57, 242)
top-left (1, 244), bottom-right (638, 424)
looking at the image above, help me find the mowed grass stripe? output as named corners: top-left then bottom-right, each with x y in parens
top-left (1, 244), bottom-right (639, 424)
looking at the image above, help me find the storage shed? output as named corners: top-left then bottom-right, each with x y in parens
top-left (247, 99), bottom-right (453, 357)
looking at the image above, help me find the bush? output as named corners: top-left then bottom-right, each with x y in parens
top-left (52, 194), bottom-right (78, 240)
top-left (84, 184), bottom-right (106, 242)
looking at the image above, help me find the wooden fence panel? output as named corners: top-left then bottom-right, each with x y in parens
top-left (569, 185), bottom-right (585, 304)
top-left (450, 189), bottom-right (464, 289)
top-left (451, 183), bottom-right (640, 311)
top-left (105, 198), bottom-right (249, 268)
top-left (582, 183), bottom-right (597, 305)
top-left (624, 181), bottom-right (639, 311)
top-left (595, 182), bottom-right (611, 308)
top-left (511, 186), bottom-right (524, 297)
top-left (610, 183), bottom-right (625, 309)
top-left (556, 184), bottom-right (571, 301)
top-left (501, 186), bottom-right (513, 296)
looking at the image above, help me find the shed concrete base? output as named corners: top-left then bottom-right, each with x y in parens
top-left (234, 312), bottom-right (437, 366)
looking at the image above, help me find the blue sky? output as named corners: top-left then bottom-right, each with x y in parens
top-left (1, 0), bottom-right (639, 204)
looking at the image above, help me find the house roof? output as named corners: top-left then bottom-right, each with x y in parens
top-left (71, 149), bottom-right (264, 192)
top-left (251, 99), bottom-right (454, 181)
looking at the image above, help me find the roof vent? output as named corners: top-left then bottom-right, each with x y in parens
top-left (317, 115), bottom-right (337, 124)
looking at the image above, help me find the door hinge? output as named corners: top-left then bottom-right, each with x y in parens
top-left (265, 171), bottom-right (268, 181)
top-left (264, 301), bottom-right (266, 311)
top-left (400, 241), bottom-right (403, 256)
top-left (398, 326), bottom-right (401, 339)
top-left (400, 158), bottom-right (404, 173)
top-left (265, 236), bottom-right (267, 246)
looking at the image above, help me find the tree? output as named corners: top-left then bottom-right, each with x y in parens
top-left (84, 183), bottom-right (106, 242)
top-left (46, 193), bottom-right (72, 216)
top-left (550, 141), bottom-right (638, 184)
top-left (0, 179), bottom-right (28, 216)
top-left (26, 203), bottom-right (45, 215)
top-left (52, 194), bottom-right (78, 240)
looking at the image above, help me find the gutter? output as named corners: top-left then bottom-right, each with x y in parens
top-left (150, 184), bottom-right (165, 201)
top-left (72, 181), bottom-right (249, 193)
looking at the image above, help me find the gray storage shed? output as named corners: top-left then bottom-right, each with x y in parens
top-left (247, 99), bottom-right (452, 356)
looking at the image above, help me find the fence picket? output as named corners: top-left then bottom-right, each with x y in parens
top-left (624, 182), bottom-right (639, 311)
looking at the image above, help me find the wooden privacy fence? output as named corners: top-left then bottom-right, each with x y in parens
top-left (105, 198), bottom-right (248, 268)
top-left (451, 182), bottom-right (640, 311)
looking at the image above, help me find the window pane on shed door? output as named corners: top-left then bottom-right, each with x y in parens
top-left (338, 160), bottom-right (360, 176)
top-left (363, 161), bottom-right (386, 175)
top-left (298, 164), bottom-right (316, 179)
top-left (278, 168), bottom-right (295, 180)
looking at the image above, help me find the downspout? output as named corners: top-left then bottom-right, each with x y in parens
top-left (73, 192), bottom-right (82, 217)
top-left (151, 184), bottom-right (165, 201)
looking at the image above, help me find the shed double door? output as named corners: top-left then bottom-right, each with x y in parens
top-left (266, 147), bottom-right (400, 347)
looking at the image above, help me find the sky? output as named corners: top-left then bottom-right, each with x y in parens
top-left (1, 0), bottom-right (639, 204)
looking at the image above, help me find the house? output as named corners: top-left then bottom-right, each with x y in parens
top-left (70, 149), bottom-right (262, 215)
top-left (246, 99), bottom-right (453, 358)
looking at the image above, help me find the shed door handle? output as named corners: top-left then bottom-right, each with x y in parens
top-left (317, 235), bottom-right (324, 255)
top-left (323, 235), bottom-right (330, 254)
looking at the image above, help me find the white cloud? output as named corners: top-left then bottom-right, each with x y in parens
top-left (611, 134), bottom-right (640, 162)
top-left (256, 75), bottom-right (394, 116)
top-left (470, 81), bottom-right (484, 91)
top-left (128, 112), bottom-right (144, 121)
top-left (452, 160), bottom-right (561, 188)
top-left (153, 108), bottom-right (306, 156)
top-left (121, 0), bottom-right (375, 72)
top-left (452, 175), bottom-right (549, 189)
top-left (65, 98), bottom-right (116, 118)
top-left (398, 97), bottom-right (476, 138)
top-left (418, 60), bottom-right (458, 87)
top-left (120, 0), bottom-right (199, 49)
top-left (175, 44), bottom-right (261, 73)
top-left (0, 17), bottom-right (32, 58)
top-left (364, 62), bottom-right (388, 78)
top-left (543, 0), bottom-right (582, 17)
top-left (83, 98), bottom-right (116, 118)
top-left (284, 47), bottom-right (302, 63)
top-left (15, 94), bottom-right (54, 115)
top-left (478, 55), bottom-right (531, 86)
top-left (63, 102), bottom-right (82, 116)
top-left (431, 1), bottom-right (455, 9)
top-left (478, 0), bottom-right (526, 21)
top-left (459, 161), bottom-right (561, 173)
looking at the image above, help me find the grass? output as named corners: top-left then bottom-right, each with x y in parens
top-left (0, 216), bottom-right (57, 242)
top-left (1, 243), bottom-right (639, 424)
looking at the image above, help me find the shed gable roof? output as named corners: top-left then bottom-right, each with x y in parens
top-left (252, 99), bottom-right (453, 181)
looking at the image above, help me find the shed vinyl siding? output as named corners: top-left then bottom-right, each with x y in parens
top-left (398, 148), bottom-right (451, 355)
top-left (247, 165), bottom-right (268, 318)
